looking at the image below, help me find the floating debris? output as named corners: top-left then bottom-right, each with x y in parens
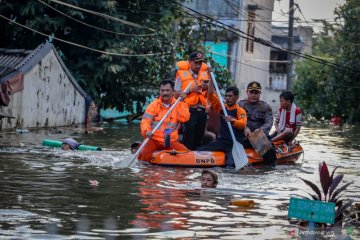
top-left (89, 180), bottom-right (99, 186)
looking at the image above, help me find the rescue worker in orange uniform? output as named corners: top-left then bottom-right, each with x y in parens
top-left (174, 51), bottom-right (211, 150)
top-left (197, 78), bottom-right (247, 167)
top-left (138, 80), bottom-right (190, 162)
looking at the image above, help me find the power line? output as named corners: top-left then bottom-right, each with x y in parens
top-left (171, 1), bottom-right (272, 72)
top-left (211, 18), bottom-right (345, 24)
top-left (295, 2), bottom-right (322, 30)
top-left (250, 2), bottom-right (314, 50)
top-left (224, 0), bottom-right (273, 40)
top-left (213, 2), bottom-right (340, 71)
top-left (168, 1), bottom-right (254, 41)
top-left (115, 7), bottom-right (162, 15)
top-left (170, 1), bottom-right (357, 74)
top-left (47, 0), bottom-right (155, 32)
top-left (38, 0), bottom-right (155, 37)
top-left (249, 0), bottom-right (290, 18)
top-left (209, 50), bottom-right (269, 72)
top-left (0, 14), bottom-right (164, 57)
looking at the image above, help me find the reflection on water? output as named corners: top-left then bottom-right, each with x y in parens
top-left (0, 123), bottom-right (359, 239)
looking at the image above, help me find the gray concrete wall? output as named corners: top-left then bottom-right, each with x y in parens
top-left (0, 49), bottom-right (85, 129)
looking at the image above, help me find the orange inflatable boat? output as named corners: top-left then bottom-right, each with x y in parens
top-left (150, 150), bottom-right (226, 167)
top-left (147, 142), bottom-right (303, 167)
top-left (247, 141), bottom-right (303, 165)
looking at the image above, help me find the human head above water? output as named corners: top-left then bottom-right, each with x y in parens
top-left (201, 169), bottom-right (218, 188)
top-left (130, 141), bottom-right (142, 154)
top-left (61, 138), bottom-right (79, 150)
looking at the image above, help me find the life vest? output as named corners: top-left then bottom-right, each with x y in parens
top-left (176, 61), bottom-right (209, 107)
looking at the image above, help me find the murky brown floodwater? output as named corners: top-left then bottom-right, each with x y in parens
top-left (0, 121), bottom-right (359, 239)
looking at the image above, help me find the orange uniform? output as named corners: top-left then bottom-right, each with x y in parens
top-left (174, 60), bottom-right (210, 150)
top-left (175, 61), bottom-right (210, 107)
top-left (207, 93), bottom-right (247, 140)
top-left (197, 92), bottom-right (247, 167)
top-left (138, 97), bottom-right (190, 161)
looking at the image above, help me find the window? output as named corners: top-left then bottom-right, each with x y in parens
top-left (246, 11), bottom-right (255, 53)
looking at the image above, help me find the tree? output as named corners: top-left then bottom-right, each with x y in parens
top-left (0, 0), bottom-right (233, 113)
top-left (293, 0), bottom-right (360, 123)
top-left (331, 0), bottom-right (360, 123)
top-left (293, 21), bottom-right (339, 119)
top-left (293, 59), bottom-right (334, 119)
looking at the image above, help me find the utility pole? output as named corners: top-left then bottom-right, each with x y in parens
top-left (287, 0), bottom-right (295, 90)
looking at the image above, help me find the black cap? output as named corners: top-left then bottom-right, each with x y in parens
top-left (247, 81), bottom-right (262, 92)
top-left (189, 52), bottom-right (204, 62)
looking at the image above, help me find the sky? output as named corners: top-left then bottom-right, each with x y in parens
top-left (272, 0), bottom-right (346, 31)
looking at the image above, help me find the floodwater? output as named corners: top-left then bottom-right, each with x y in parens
top-left (0, 122), bottom-right (359, 239)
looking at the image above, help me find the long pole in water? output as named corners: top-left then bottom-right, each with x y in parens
top-left (207, 62), bottom-right (248, 169)
top-left (127, 82), bottom-right (192, 167)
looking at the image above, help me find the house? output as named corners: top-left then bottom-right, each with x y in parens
top-left (184, 0), bottom-right (241, 77)
top-left (185, 0), bottom-right (275, 100)
top-left (233, 0), bottom-right (274, 100)
top-left (266, 26), bottom-right (313, 109)
top-left (0, 42), bottom-right (87, 129)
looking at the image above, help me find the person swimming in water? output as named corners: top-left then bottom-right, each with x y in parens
top-left (130, 141), bottom-right (142, 154)
top-left (61, 138), bottom-right (79, 150)
top-left (200, 169), bottom-right (218, 188)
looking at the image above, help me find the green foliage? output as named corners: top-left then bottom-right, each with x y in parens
top-left (332, 0), bottom-right (360, 123)
top-left (293, 0), bottom-right (360, 123)
top-left (293, 59), bottom-right (335, 119)
top-left (301, 161), bottom-right (353, 229)
top-left (0, 0), bottom-right (232, 113)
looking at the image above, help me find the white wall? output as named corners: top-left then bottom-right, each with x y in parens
top-left (266, 26), bottom-right (313, 112)
top-left (0, 49), bottom-right (86, 129)
top-left (235, 0), bottom-right (274, 101)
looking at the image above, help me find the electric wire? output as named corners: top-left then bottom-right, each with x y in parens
top-left (180, 1), bottom-right (345, 71)
top-left (47, 0), bottom-right (155, 32)
top-left (0, 14), bottom-right (164, 57)
top-left (38, 0), bottom-right (155, 37)
top-left (171, 0), bottom-right (357, 74)
top-left (209, 50), bottom-right (270, 72)
top-left (224, 0), bottom-right (272, 40)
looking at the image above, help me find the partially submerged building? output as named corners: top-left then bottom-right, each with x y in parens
top-left (0, 42), bottom-right (87, 129)
top-left (266, 26), bottom-right (313, 108)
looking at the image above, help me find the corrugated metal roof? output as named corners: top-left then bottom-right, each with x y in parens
top-left (0, 42), bottom-right (86, 97)
top-left (0, 44), bottom-right (43, 78)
